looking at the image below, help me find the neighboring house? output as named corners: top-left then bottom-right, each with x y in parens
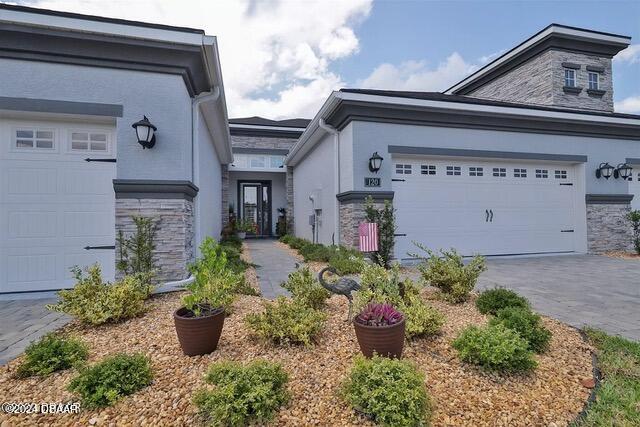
top-left (224, 117), bottom-right (309, 236)
top-left (287, 24), bottom-right (640, 260)
top-left (0, 4), bottom-right (232, 293)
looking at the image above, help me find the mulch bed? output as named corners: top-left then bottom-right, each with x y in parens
top-left (602, 251), bottom-right (640, 260)
top-left (0, 288), bottom-right (593, 426)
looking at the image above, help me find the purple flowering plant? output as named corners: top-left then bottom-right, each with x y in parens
top-left (355, 303), bottom-right (404, 327)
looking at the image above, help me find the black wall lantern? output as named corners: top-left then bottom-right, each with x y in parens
top-left (368, 151), bottom-right (383, 173)
top-left (614, 163), bottom-right (633, 180)
top-left (132, 115), bottom-right (157, 149)
top-left (595, 162), bottom-right (615, 179)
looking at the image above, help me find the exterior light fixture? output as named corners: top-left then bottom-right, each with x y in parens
top-left (614, 163), bottom-right (633, 180)
top-left (595, 162), bottom-right (615, 179)
top-left (132, 115), bottom-right (157, 149)
top-left (368, 151), bottom-right (383, 173)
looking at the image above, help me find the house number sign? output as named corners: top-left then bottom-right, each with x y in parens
top-left (364, 177), bottom-right (381, 187)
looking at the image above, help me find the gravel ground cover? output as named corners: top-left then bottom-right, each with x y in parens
top-left (602, 251), bottom-right (640, 260)
top-left (240, 241), bottom-right (260, 292)
top-left (0, 286), bottom-right (593, 426)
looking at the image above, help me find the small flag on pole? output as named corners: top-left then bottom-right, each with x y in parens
top-left (359, 222), bottom-right (379, 252)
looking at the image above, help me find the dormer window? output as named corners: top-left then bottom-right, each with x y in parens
top-left (588, 72), bottom-right (599, 90)
top-left (564, 69), bottom-right (576, 87)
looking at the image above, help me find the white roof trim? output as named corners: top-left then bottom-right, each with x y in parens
top-left (445, 24), bottom-right (630, 94)
top-left (0, 8), bottom-right (204, 45)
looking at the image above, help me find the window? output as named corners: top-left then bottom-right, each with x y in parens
top-left (554, 170), bottom-right (568, 179)
top-left (588, 72), bottom-right (599, 90)
top-left (395, 164), bottom-right (412, 174)
top-left (421, 165), bottom-right (436, 175)
top-left (469, 167), bottom-right (483, 177)
top-left (564, 69), bottom-right (576, 87)
top-left (492, 167), bottom-right (506, 177)
top-left (231, 154), bottom-right (285, 170)
top-left (15, 129), bottom-right (55, 150)
top-left (446, 166), bottom-right (461, 176)
top-left (514, 168), bottom-right (527, 178)
top-left (535, 169), bottom-right (548, 178)
top-left (70, 131), bottom-right (108, 152)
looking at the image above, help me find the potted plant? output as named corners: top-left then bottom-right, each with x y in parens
top-left (235, 219), bottom-right (257, 239)
top-left (353, 302), bottom-right (405, 359)
top-left (174, 238), bottom-right (241, 356)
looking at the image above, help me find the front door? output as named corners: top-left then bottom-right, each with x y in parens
top-left (239, 181), bottom-right (271, 237)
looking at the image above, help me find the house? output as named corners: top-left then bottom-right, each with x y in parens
top-left (0, 4), bottom-right (232, 293)
top-left (287, 24), bottom-right (640, 260)
top-left (223, 117), bottom-right (309, 237)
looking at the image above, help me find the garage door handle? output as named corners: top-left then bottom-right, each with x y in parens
top-left (85, 158), bottom-right (117, 163)
top-left (485, 210), bottom-right (489, 222)
top-left (84, 245), bottom-right (116, 250)
top-left (489, 209), bottom-right (494, 222)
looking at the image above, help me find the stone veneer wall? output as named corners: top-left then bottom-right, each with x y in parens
top-left (286, 166), bottom-right (295, 233)
top-left (115, 198), bottom-right (194, 283)
top-left (467, 49), bottom-right (613, 112)
top-left (339, 199), bottom-right (387, 248)
top-left (586, 203), bottom-right (633, 253)
top-left (466, 50), bottom-right (554, 107)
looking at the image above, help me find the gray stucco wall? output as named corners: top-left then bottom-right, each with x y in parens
top-left (349, 121), bottom-right (639, 195)
top-left (292, 133), bottom-right (336, 245)
top-left (197, 108), bottom-right (222, 242)
top-left (0, 58), bottom-right (194, 181)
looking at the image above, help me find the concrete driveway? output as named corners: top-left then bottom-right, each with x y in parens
top-left (477, 254), bottom-right (640, 341)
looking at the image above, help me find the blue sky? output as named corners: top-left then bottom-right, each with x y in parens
top-left (17, 0), bottom-right (640, 118)
top-left (338, 0), bottom-right (640, 101)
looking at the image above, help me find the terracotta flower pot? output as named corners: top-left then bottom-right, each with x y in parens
top-left (353, 317), bottom-right (406, 359)
top-left (174, 306), bottom-right (225, 356)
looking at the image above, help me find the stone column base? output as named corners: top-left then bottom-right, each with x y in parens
top-left (586, 196), bottom-right (633, 253)
top-left (337, 191), bottom-right (393, 248)
top-left (113, 180), bottom-right (197, 283)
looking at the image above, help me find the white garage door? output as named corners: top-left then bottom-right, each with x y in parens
top-left (0, 118), bottom-right (116, 293)
top-left (392, 157), bottom-right (580, 260)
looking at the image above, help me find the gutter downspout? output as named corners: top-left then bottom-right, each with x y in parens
top-left (318, 119), bottom-right (340, 245)
top-left (191, 86), bottom-right (221, 257)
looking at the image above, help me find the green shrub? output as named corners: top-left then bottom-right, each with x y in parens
top-left (68, 353), bottom-right (152, 408)
top-left (47, 265), bottom-right (152, 325)
top-left (490, 307), bottom-right (552, 353)
top-left (452, 324), bottom-right (537, 372)
top-left (364, 196), bottom-right (396, 268)
top-left (355, 264), bottom-right (444, 339)
top-left (194, 360), bottom-right (289, 426)
top-left (342, 355), bottom-right (430, 427)
top-left (281, 267), bottom-right (330, 309)
top-left (116, 215), bottom-right (156, 276)
top-left (328, 247), bottom-right (366, 275)
top-left (245, 297), bottom-right (327, 346)
top-left (475, 287), bottom-right (530, 315)
top-left (184, 237), bottom-right (244, 316)
top-left (402, 295), bottom-right (445, 339)
top-left (411, 244), bottom-right (486, 303)
top-left (288, 236), bottom-right (311, 251)
top-left (627, 210), bottom-right (640, 255)
top-left (299, 243), bottom-right (335, 262)
top-left (16, 333), bottom-right (88, 378)
top-left (279, 234), bottom-right (293, 244)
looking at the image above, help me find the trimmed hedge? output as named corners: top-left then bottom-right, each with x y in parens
top-left (476, 287), bottom-right (531, 315)
top-left (489, 307), bottom-right (552, 353)
top-left (16, 333), bottom-right (88, 378)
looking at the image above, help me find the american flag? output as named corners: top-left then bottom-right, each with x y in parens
top-left (359, 222), bottom-right (379, 252)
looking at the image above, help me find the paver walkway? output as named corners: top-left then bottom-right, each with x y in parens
top-left (246, 239), bottom-right (298, 299)
top-left (476, 254), bottom-right (640, 341)
top-left (0, 299), bottom-right (69, 365)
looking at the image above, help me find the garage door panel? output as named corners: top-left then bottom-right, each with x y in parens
top-left (1, 120), bottom-right (116, 293)
top-left (392, 157), bottom-right (579, 259)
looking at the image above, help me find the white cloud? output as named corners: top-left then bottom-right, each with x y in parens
top-left (478, 48), bottom-right (507, 64)
top-left (26, 0), bottom-right (372, 119)
top-left (615, 95), bottom-right (640, 114)
top-left (614, 44), bottom-right (640, 64)
top-left (357, 53), bottom-right (478, 92)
